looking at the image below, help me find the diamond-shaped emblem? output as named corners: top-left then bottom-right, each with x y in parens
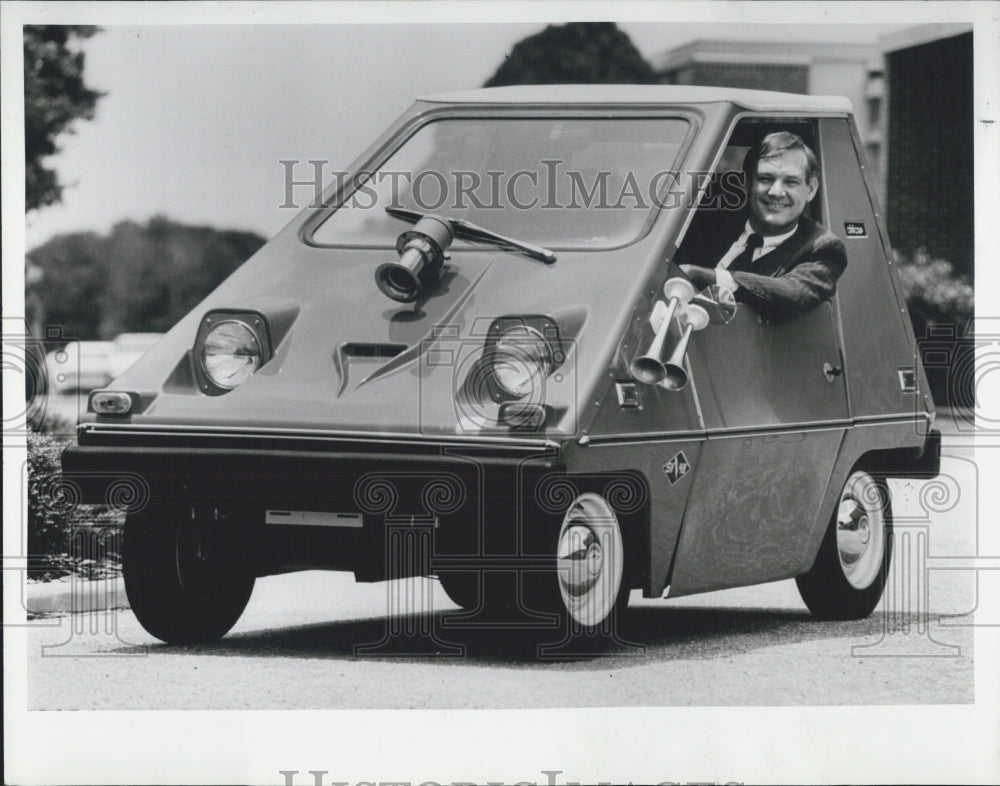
top-left (662, 451), bottom-right (691, 485)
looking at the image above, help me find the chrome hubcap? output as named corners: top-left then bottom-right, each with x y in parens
top-left (555, 493), bottom-right (623, 627)
top-left (836, 471), bottom-right (886, 589)
top-left (557, 524), bottom-right (604, 597)
top-left (587, 542), bottom-right (603, 576)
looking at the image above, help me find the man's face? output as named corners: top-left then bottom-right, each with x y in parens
top-left (748, 148), bottom-right (819, 235)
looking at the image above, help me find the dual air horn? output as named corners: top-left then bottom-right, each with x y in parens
top-left (630, 277), bottom-right (736, 391)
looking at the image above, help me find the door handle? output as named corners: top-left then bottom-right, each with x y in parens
top-left (823, 362), bottom-right (843, 383)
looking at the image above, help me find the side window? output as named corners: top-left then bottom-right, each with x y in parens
top-left (676, 116), bottom-right (850, 428)
top-left (678, 117), bottom-right (823, 252)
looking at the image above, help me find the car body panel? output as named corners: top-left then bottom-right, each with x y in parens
top-left (668, 428), bottom-right (844, 596)
top-left (687, 303), bottom-right (850, 429)
top-left (818, 116), bottom-right (933, 420)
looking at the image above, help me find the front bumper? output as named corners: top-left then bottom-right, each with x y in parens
top-left (62, 426), bottom-right (567, 579)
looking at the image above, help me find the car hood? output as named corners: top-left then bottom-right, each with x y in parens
top-left (98, 222), bottom-right (668, 442)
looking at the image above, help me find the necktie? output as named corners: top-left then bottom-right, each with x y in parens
top-left (729, 233), bottom-right (763, 273)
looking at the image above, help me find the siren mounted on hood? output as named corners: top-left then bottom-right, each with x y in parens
top-left (375, 215), bottom-right (455, 303)
top-left (376, 207), bottom-right (558, 303)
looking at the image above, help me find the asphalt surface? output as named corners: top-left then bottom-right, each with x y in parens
top-left (25, 442), bottom-right (979, 710)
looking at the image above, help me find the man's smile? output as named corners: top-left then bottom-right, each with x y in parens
top-left (747, 147), bottom-right (819, 236)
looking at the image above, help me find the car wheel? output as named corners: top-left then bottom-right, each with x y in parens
top-left (123, 504), bottom-right (255, 644)
top-left (526, 492), bottom-right (629, 639)
top-left (796, 469), bottom-right (893, 620)
top-left (437, 570), bottom-right (481, 611)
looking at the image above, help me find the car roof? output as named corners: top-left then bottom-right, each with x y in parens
top-left (419, 84), bottom-right (853, 113)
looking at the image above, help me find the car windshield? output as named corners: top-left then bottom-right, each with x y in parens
top-left (309, 116), bottom-right (690, 250)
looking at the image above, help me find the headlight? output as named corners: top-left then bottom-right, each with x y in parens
top-left (201, 319), bottom-right (263, 390)
top-left (489, 324), bottom-right (555, 399)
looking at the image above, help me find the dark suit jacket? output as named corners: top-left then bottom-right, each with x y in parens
top-left (674, 212), bottom-right (847, 324)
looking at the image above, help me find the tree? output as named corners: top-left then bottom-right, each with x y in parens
top-left (484, 22), bottom-right (657, 87)
top-left (24, 25), bottom-right (103, 212)
top-left (26, 217), bottom-right (267, 340)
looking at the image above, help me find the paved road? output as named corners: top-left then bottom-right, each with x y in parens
top-left (26, 445), bottom-right (979, 710)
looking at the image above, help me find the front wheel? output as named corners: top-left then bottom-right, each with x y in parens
top-left (123, 504), bottom-right (256, 644)
top-left (796, 470), bottom-right (893, 620)
top-left (525, 492), bottom-right (630, 640)
top-left (437, 570), bottom-right (481, 611)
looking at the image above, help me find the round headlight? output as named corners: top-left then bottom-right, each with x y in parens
top-left (490, 325), bottom-right (553, 399)
top-left (201, 320), bottom-right (262, 390)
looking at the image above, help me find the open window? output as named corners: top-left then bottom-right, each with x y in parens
top-left (673, 115), bottom-right (848, 428)
top-left (674, 118), bottom-right (825, 269)
top-left (688, 117), bottom-right (823, 225)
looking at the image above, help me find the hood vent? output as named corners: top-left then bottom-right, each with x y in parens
top-left (341, 343), bottom-right (406, 359)
top-left (334, 343), bottom-right (408, 397)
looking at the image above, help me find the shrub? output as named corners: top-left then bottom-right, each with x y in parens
top-left (26, 429), bottom-right (75, 576)
top-left (895, 248), bottom-right (974, 339)
top-left (895, 249), bottom-right (975, 410)
top-left (27, 414), bottom-right (126, 580)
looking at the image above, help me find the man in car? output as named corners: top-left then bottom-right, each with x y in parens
top-left (676, 131), bottom-right (847, 324)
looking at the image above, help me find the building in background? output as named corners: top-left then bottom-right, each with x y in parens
top-left (879, 25), bottom-right (973, 281)
top-left (651, 25), bottom-right (973, 280)
top-left (652, 39), bottom-right (885, 182)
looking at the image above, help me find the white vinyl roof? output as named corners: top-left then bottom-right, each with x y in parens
top-left (420, 84), bottom-right (853, 113)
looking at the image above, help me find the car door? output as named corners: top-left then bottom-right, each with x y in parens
top-left (666, 116), bottom-right (852, 596)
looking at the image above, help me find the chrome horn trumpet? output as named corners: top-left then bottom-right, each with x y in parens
top-left (630, 277), bottom-right (696, 385)
top-left (375, 215), bottom-right (455, 303)
top-left (661, 302), bottom-right (710, 391)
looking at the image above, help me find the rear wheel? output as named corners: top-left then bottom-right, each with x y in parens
top-left (123, 503), bottom-right (255, 644)
top-left (796, 470), bottom-right (892, 620)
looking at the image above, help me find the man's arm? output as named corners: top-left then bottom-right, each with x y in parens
top-left (731, 234), bottom-right (847, 324)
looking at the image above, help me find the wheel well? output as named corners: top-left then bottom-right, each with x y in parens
top-left (855, 430), bottom-right (941, 479)
top-left (555, 470), bottom-right (651, 591)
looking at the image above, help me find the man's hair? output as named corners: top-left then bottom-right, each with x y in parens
top-left (743, 131), bottom-right (820, 182)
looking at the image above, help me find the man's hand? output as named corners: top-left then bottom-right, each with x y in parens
top-left (679, 264), bottom-right (716, 290)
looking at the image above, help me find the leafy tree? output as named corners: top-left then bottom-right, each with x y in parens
top-left (24, 25), bottom-right (103, 212)
top-left (26, 217), bottom-right (267, 340)
top-left (484, 22), bottom-right (657, 87)
top-left (25, 230), bottom-right (108, 340)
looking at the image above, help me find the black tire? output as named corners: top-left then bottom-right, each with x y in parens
top-left (796, 470), bottom-right (893, 620)
top-left (123, 504), bottom-right (255, 644)
top-left (438, 570), bottom-right (526, 618)
top-left (437, 570), bottom-right (481, 611)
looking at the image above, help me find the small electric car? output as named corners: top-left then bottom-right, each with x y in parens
top-left (62, 85), bottom-right (940, 645)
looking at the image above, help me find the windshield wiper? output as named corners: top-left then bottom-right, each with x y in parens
top-left (385, 206), bottom-right (557, 264)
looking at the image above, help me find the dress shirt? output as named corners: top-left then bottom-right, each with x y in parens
top-left (714, 221), bottom-right (798, 294)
